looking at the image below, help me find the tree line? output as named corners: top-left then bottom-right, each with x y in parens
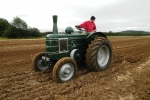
top-left (0, 17), bottom-right (42, 38)
top-left (104, 30), bottom-right (150, 36)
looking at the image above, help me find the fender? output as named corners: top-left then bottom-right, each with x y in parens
top-left (86, 32), bottom-right (107, 43)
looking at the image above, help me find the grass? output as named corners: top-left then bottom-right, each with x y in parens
top-left (0, 37), bottom-right (7, 40)
top-left (0, 37), bottom-right (45, 41)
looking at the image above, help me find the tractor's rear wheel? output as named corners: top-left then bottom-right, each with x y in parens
top-left (52, 57), bottom-right (77, 83)
top-left (32, 52), bottom-right (49, 71)
top-left (86, 37), bottom-right (112, 71)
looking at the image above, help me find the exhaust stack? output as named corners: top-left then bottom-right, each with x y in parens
top-left (53, 15), bottom-right (58, 34)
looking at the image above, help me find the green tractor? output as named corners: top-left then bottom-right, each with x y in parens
top-left (32, 15), bottom-right (112, 83)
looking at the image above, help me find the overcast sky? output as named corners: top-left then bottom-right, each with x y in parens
top-left (0, 0), bottom-right (150, 32)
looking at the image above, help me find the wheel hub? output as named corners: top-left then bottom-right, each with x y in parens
top-left (59, 63), bottom-right (74, 81)
top-left (97, 45), bottom-right (110, 67)
top-left (63, 67), bottom-right (71, 75)
top-left (37, 56), bottom-right (49, 70)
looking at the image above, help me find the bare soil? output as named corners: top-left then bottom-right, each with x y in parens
top-left (0, 36), bottom-right (150, 100)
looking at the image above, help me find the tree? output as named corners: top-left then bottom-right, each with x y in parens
top-left (2, 16), bottom-right (42, 38)
top-left (28, 27), bottom-right (41, 37)
top-left (0, 18), bottom-right (10, 36)
top-left (108, 31), bottom-right (113, 36)
top-left (3, 26), bottom-right (18, 38)
top-left (11, 17), bottom-right (28, 30)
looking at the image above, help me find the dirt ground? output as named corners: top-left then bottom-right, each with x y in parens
top-left (0, 36), bottom-right (150, 100)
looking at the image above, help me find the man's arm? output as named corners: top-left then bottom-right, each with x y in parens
top-left (79, 21), bottom-right (87, 28)
top-left (93, 23), bottom-right (97, 32)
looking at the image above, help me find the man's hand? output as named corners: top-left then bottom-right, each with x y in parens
top-left (75, 25), bottom-right (82, 30)
top-left (75, 25), bottom-right (79, 28)
top-left (93, 29), bottom-right (97, 32)
top-left (90, 30), bottom-right (97, 34)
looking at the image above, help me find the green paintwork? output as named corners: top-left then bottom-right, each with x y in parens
top-left (53, 15), bottom-right (58, 34)
top-left (65, 26), bottom-right (74, 34)
top-left (46, 33), bottom-right (88, 60)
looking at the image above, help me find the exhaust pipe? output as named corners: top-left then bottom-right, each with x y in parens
top-left (53, 15), bottom-right (58, 34)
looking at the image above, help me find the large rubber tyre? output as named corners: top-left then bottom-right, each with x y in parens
top-left (86, 37), bottom-right (112, 71)
top-left (52, 57), bottom-right (77, 83)
top-left (32, 52), bottom-right (49, 71)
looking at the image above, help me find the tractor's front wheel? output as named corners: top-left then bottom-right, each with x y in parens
top-left (32, 52), bottom-right (49, 71)
top-left (86, 37), bottom-right (112, 71)
top-left (52, 57), bottom-right (77, 83)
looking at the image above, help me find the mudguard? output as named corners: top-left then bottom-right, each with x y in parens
top-left (86, 32), bottom-right (107, 43)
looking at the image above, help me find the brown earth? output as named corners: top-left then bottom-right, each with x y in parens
top-left (0, 36), bottom-right (150, 100)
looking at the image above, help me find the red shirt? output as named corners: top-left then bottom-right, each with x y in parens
top-left (79, 20), bottom-right (96, 32)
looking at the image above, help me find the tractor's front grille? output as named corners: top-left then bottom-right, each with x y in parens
top-left (58, 38), bottom-right (68, 53)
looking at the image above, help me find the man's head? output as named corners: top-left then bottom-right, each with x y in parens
top-left (90, 16), bottom-right (96, 22)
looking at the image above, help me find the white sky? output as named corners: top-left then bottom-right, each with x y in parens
top-left (0, 0), bottom-right (150, 32)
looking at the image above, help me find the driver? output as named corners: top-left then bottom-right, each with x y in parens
top-left (76, 16), bottom-right (96, 33)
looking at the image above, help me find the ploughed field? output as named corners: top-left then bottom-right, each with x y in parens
top-left (0, 36), bottom-right (150, 100)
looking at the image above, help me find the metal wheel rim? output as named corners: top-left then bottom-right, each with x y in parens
top-left (97, 45), bottom-right (110, 67)
top-left (59, 63), bottom-right (74, 81)
top-left (37, 56), bottom-right (49, 70)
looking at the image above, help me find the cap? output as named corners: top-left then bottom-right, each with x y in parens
top-left (91, 16), bottom-right (96, 20)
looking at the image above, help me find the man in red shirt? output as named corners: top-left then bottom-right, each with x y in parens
top-left (76, 16), bottom-right (96, 33)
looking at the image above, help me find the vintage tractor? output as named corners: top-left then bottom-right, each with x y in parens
top-left (32, 15), bottom-right (112, 83)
